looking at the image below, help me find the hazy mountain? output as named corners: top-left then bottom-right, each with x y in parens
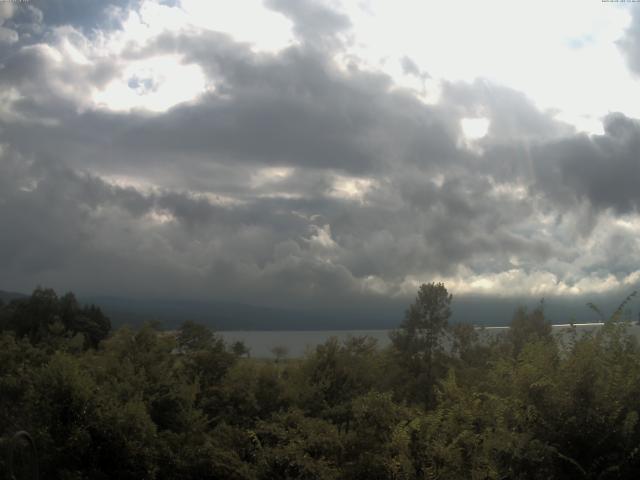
top-left (2, 288), bottom-right (635, 331)
top-left (81, 296), bottom-right (405, 331)
top-left (0, 290), bottom-right (28, 302)
top-left (82, 293), bottom-right (634, 331)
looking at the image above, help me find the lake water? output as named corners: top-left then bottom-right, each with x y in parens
top-left (220, 323), bottom-right (640, 358)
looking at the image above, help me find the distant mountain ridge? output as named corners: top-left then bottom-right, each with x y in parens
top-left (74, 292), bottom-right (640, 330)
top-left (0, 289), bottom-right (400, 330)
top-left (2, 288), bottom-right (635, 331)
top-left (81, 296), bottom-right (403, 331)
top-left (0, 290), bottom-right (28, 302)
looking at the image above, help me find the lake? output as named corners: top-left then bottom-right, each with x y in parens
top-left (219, 323), bottom-right (640, 358)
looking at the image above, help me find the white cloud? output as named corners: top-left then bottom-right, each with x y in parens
top-left (339, 0), bottom-right (637, 134)
top-left (92, 54), bottom-right (207, 112)
top-left (327, 174), bottom-right (377, 203)
top-left (460, 117), bottom-right (489, 140)
top-left (179, 0), bottom-right (296, 52)
top-left (402, 267), bottom-right (640, 298)
top-left (250, 167), bottom-right (295, 188)
top-left (0, 26), bottom-right (18, 44)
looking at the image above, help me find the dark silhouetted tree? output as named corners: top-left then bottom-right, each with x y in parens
top-left (507, 302), bottom-right (552, 356)
top-left (390, 282), bottom-right (452, 407)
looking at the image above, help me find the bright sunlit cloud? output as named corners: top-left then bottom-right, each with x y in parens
top-left (105, 0), bottom-right (295, 53)
top-left (461, 117), bottom-right (490, 140)
top-left (328, 175), bottom-right (377, 204)
top-left (92, 55), bottom-right (208, 112)
top-left (339, 0), bottom-right (638, 134)
top-left (56, 0), bottom-right (640, 129)
top-left (400, 267), bottom-right (640, 299)
top-left (250, 167), bottom-right (295, 188)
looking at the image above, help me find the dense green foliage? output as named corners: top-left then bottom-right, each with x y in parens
top-left (2, 285), bottom-right (640, 479)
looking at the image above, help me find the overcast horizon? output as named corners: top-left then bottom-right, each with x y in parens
top-left (2, 0), bottom-right (640, 320)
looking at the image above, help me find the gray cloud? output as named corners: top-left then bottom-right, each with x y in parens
top-left (618, 5), bottom-right (640, 76)
top-left (0, 0), bottom-right (135, 68)
top-left (2, 30), bottom-right (462, 180)
top-left (26, 0), bottom-right (136, 31)
top-left (0, 152), bottom-right (394, 306)
top-left (531, 113), bottom-right (640, 214)
top-left (441, 79), bottom-right (574, 143)
top-left (1, 0), bottom-right (640, 315)
top-left (265, 0), bottom-right (351, 49)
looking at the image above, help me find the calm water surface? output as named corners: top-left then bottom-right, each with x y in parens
top-left (220, 323), bottom-right (640, 358)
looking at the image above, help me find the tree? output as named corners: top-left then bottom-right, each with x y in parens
top-left (177, 321), bottom-right (216, 352)
top-left (506, 303), bottom-right (551, 357)
top-left (390, 282), bottom-right (452, 408)
top-left (256, 409), bottom-right (342, 480)
top-left (343, 391), bottom-right (413, 479)
top-left (231, 340), bottom-right (250, 358)
top-left (1, 289), bottom-right (111, 349)
top-left (7, 287), bottom-right (59, 343)
top-left (75, 304), bottom-right (111, 348)
top-left (298, 336), bottom-right (383, 429)
top-left (271, 345), bottom-right (289, 363)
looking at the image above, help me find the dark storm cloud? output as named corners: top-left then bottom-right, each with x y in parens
top-left (1, 0), bottom-right (640, 310)
top-left (2, 29), bottom-right (461, 179)
top-left (0, 153), bottom-right (117, 274)
top-left (531, 113), bottom-right (640, 214)
top-left (0, 148), bottom-right (387, 305)
top-left (0, 37), bottom-right (118, 94)
top-left (329, 169), bottom-right (555, 281)
top-left (0, 136), bottom-right (563, 307)
top-left (141, 34), bottom-right (440, 175)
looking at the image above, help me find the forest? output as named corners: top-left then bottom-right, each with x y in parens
top-left (2, 284), bottom-right (640, 479)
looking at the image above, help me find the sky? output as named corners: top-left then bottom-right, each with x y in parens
top-left (1, 0), bottom-right (640, 318)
